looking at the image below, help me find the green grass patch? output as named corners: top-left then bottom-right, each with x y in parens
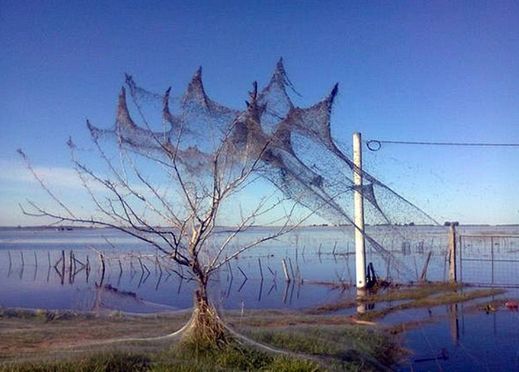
top-left (308, 283), bottom-right (462, 315)
top-left (0, 352), bottom-right (150, 372)
top-left (357, 288), bottom-right (505, 321)
top-left (0, 308), bottom-right (405, 371)
top-left (307, 300), bottom-right (357, 315)
top-left (1, 342), bottom-right (319, 372)
top-left (242, 324), bottom-right (403, 370)
top-left (359, 282), bottom-right (461, 303)
top-left (0, 307), bottom-right (113, 322)
top-left (154, 340), bottom-right (319, 371)
top-left (310, 282), bottom-right (505, 319)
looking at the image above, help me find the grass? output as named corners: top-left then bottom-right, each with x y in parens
top-left (241, 325), bottom-right (404, 370)
top-left (1, 333), bottom-right (393, 371)
top-left (309, 282), bottom-right (461, 315)
top-left (0, 308), bottom-right (401, 371)
top-left (224, 309), bottom-right (360, 328)
top-left (0, 307), bottom-right (95, 320)
top-left (2, 283), bottom-right (501, 370)
top-left (154, 340), bottom-right (320, 371)
top-left (6, 282), bottom-right (496, 370)
top-left (1, 353), bottom-right (151, 372)
top-left (0, 308), bottom-right (191, 358)
top-left (356, 288), bottom-right (505, 321)
top-left (358, 282), bottom-right (462, 303)
top-left (309, 282), bottom-right (505, 320)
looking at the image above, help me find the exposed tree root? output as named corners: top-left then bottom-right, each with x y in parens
top-left (179, 299), bottom-right (228, 348)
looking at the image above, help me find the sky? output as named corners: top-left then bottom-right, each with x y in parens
top-left (1, 0), bottom-right (518, 226)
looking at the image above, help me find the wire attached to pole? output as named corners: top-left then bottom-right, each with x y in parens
top-left (366, 139), bottom-right (519, 151)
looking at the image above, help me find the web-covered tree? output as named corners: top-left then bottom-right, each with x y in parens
top-left (19, 59), bottom-right (436, 345)
top-left (18, 65), bottom-right (317, 345)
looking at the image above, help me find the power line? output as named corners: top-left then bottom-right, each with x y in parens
top-left (365, 139), bottom-right (519, 151)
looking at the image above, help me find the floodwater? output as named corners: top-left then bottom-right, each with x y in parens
top-left (397, 301), bottom-right (519, 371)
top-left (1, 225), bottom-right (518, 370)
top-left (1, 225), bottom-right (517, 312)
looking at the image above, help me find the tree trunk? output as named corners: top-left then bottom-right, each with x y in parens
top-left (183, 278), bottom-right (227, 347)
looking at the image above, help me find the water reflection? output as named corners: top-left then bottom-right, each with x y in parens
top-left (447, 303), bottom-right (459, 344)
top-left (401, 300), bottom-right (519, 371)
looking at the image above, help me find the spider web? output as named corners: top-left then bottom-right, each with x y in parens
top-left (88, 58), bottom-right (439, 279)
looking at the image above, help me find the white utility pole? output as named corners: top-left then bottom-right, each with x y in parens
top-left (353, 132), bottom-right (366, 289)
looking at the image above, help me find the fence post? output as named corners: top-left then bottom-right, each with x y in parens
top-left (459, 234), bottom-right (463, 284)
top-left (353, 132), bottom-right (366, 289)
top-left (448, 222), bottom-right (458, 282)
top-left (420, 251), bottom-right (433, 282)
top-left (281, 259), bottom-right (291, 282)
top-left (490, 236), bottom-right (494, 284)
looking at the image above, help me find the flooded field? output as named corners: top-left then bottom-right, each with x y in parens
top-left (399, 304), bottom-right (519, 370)
top-left (1, 225), bottom-right (518, 370)
top-left (1, 225), bottom-right (517, 312)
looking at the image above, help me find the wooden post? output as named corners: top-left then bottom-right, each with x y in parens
top-left (353, 132), bottom-right (366, 289)
top-left (490, 236), bottom-right (495, 284)
top-left (68, 250), bottom-right (73, 283)
top-left (459, 234), bottom-right (463, 284)
top-left (288, 258), bottom-right (296, 282)
top-left (448, 222), bottom-right (458, 282)
top-left (420, 251), bottom-right (433, 282)
top-left (85, 255), bottom-right (90, 283)
top-left (281, 258), bottom-right (291, 282)
top-left (99, 253), bottom-right (106, 286)
top-left (61, 250), bottom-right (65, 284)
top-left (258, 258), bottom-right (264, 280)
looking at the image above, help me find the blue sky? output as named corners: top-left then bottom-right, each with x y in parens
top-left (1, 0), bottom-right (518, 225)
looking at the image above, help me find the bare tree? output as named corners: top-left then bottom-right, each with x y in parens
top-left (19, 60), bottom-right (435, 345)
top-left (18, 71), bottom-right (316, 345)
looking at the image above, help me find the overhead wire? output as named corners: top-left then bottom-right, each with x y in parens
top-left (366, 139), bottom-right (519, 152)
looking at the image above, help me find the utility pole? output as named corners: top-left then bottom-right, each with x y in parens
top-left (353, 132), bottom-right (366, 289)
